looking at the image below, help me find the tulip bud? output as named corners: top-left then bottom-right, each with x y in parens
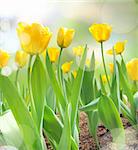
top-left (15, 50), bottom-right (29, 68)
top-left (0, 50), bottom-right (9, 68)
top-left (61, 61), bottom-right (73, 74)
top-left (57, 27), bottom-right (75, 48)
top-left (48, 47), bottom-right (60, 63)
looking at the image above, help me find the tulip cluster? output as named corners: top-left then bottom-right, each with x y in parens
top-left (0, 22), bottom-right (137, 150)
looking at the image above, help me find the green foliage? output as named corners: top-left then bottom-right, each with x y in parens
top-left (69, 45), bottom-right (87, 133)
top-left (0, 74), bottom-right (45, 150)
top-left (0, 111), bottom-right (26, 149)
top-left (58, 104), bottom-right (71, 150)
top-left (46, 52), bottom-right (66, 112)
top-left (79, 98), bottom-right (99, 112)
top-left (117, 62), bottom-right (136, 122)
top-left (31, 55), bottom-right (46, 130)
top-left (98, 95), bottom-right (125, 149)
top-left (43, 105), bottom-right (78, 150)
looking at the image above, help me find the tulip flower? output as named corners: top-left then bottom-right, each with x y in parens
top-left (72, 70), bottom-right (77, 79)
top-left (106, 40), bottom-right (127, 55)
top-left (57, 27), bottom-right (75, 48)
top-left (61, 61), bottom-right (73, 74)
top-left (126, 58), bottom-right (138, 81)
top-left (89, 23), bottom-right (111, 89)
top-left (89, 23), bottom-right (112, 42)
top-left (17, 22), bottom-right (52, 55)
top-left (73, 46), bottom-right (84, 57)
top-left (102, 75), bottom-right (110, 83)
top-left (114, 41), bottom-right (127, 54)
top-left (15, 50), bottom-right (29, 68)
top-left (0, 49), bottom-right (9, 68)
top-left (109, 63), bottom-right (114, 73)
top-left (48, 47), bottom-right (60, 63)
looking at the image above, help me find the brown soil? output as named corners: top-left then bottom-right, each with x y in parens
top-left (79, 112), bottom-right (138, 150)
top-left (46, 112), bottom-right (137, 150)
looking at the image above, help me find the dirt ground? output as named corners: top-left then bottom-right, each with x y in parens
top-left (46, 112), bottom-right (138, 150)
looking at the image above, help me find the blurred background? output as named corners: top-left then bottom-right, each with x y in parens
top-left (0, 0), bottom-right (138, 62)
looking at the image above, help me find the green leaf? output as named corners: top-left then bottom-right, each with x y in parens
top-left (58, 104), bottom-right (71, 150)
top-left (94, 79), bottom-right (100, 98)
top-left (81, 51), bottom-right (95, 105)
top-left (98, 95), bottom-right (125, 149)
top-left (117, 62), bottom-right (136, 120)
top-left (46, 86), bottom-right (56, 111)
top-left (110, 74), bottom-right (120, 111)
top-left (98, 95), bottom-right (123, 129)
top-left (121, 57), bottom-right (128, 79)
top-left (99, 75), bottom-right (106, 94)
top-left (46, 52), bottom-right (66, 112)
top-left (120, 101), bottom-right (135, 125)
top-left (89, 51), bottom-right (95, 71)
top-left (31, 55), bottom-right (46, 130)
top-left (134, 92), bottom-right (138, 124)
top-left (43, 105), bottom-right (63, 146)
top-left (111, 50), bottom-right (120, 111)
top-left (79, 98), bottom-right (99, 112)
top-left (64, 78), bottom-right (73, 100)
top-left (0, 111), bottom-right (26, 150)
top-left (87, 110), bottom-right (99, 147)
top-left (43, 105), bottom-right (78, 150)
top-left (81, 71), bottom-right (94, 105)
top-left (0, 74), bottom-right (44, 150)
top-left (69, 45), bottom-right (87, 132)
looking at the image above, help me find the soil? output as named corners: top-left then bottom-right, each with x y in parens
top-left (46, 112), bottom-right (138, 150)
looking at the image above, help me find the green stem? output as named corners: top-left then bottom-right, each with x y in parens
top-left (113, 47), bottom-right (120, 111)
top-left (134, 81), bottom-right (138, 91)
top-left (28, 55), bottom-right (33, 88)
top-left (120, 54), bottom-right (123, 60)
top-left (57, 47), bottom-right (63, 86)
top-left (100, 42), bottom-right (110, 90)
top-left (15, 68), bottom-right (20, 87)
top-left (27, 55), bottom-right (37, 120)
top-left (0, 91), bottom-right (2, 114)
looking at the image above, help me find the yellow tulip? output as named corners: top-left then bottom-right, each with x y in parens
top-left (114, 41), bottom-right (127, 54)
top-left (72, 70), bottom-right (77, 78)
top-left (89, 23), bottom-right (112, 42)
top-left (73, 46), bottom-right (84, 57)
top-left (126, 58), bottom-right (138, 81)
top-left (15, 50), bottom-right (29, 68)
top-left (0, 49), bottom-right (9, 68)
top-left (48, 47), bottom-right (60, 63)
top-left (102, 75), bottom-right (110, 83)
top-left (57, 27), bottom-right (75, 48)
top-left (106, 49), bottom-right (113, 55)
top-left (106, 40), bottom-right (127, 55)
top-left (61, 61), bottom-right (73, 74)
top-left (17, 22), bottom-right (52, 55)
top-left (109, 63), bottom-right (114, 73)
